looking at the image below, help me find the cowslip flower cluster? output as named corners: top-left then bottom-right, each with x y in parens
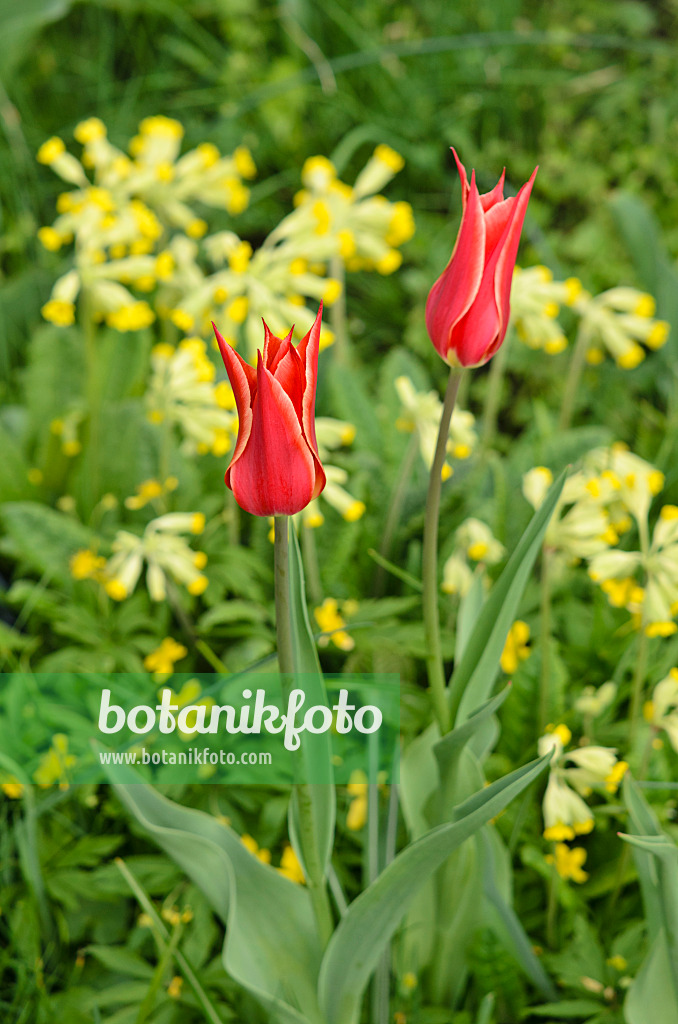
top-left (162, 146), bottom-right (413, 359)
top-left (426, 149), bottom-right (537, 367)
top-left (644, 668), bottom-right (678, 751)
top-left (539, 723), bottom-right (627, 841)
top-left (103, 512), bottom-right (208, 602)
top-left (510, 265), bottom-right (583, 354)
top-left (441, 518), bottom-right (505, 596)
top-left (314, 598), bottom-right (357, 651)
top-left (523, 466), bottom-right (619, 564)
top-left (283, 148), bottom-right (415, 274)
top-left (575, 287), bottom-right (670, 369)
top-left (37, 117), bottom-right (255, 330)
top-left (146, 338), bottom-right (237, 456)
top-left (395, 375), bottom-right (477, 480)
top-left (588, 504), bottom-right (678, 638)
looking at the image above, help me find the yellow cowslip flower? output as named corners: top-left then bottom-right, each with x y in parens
top-left (346, 770), bottom-right (368, 830)
top-left (500, 621), bottom-right (531, 674)
top-left (575, 681), bottom-right (617, 718)
top-left (301, 155), bottom-right (337, 191)
top-left (74, 118), bottom-right (106, 144)
top-left (38, 226), bottom-right (67, 252)
top-left (457, 518), bottom-right (505, 564)
top-left (233, 145), bottom-right (256, 180)
top-left (125, 478), bottom-right (166, 510)
top-left (37, 137), bottom-right (66, 165)
top-left (167, 977), bottom-right (183, 1000)
top-left (42, 299), bottom-right (75, 326)
top-left (314, 598), bottom-right (355, 651)
top-left (144, 637), bottom-right (188, 675)
top-left (546, 844), bottom-right (588, 883)
top-left (226, 296), bottom-right (249, 323)
top-left (277, 845), bottom-right (306, 884)
top-left (607, 955), bottom-right (628, 972)
top-left (241, 834), bottom-right (271, 865)
top-left (70, 548), bottom-right (106, 581)
top-left (541, 774), bottom-right (594, 841)
top-left (34, 734), bottom-right (76, 790)
top-left (106, 302), bottom-right (155, 332)
top-left (1, 776), bottom-right (25, 799)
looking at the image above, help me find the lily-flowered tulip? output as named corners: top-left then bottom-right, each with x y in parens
top-left (213, 305), bottom-right (326, 516)
top-left (426, 149), bottom-right (537, 367)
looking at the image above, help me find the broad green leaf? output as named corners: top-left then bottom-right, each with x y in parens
top-left (623, 775), bottom-right (670, 941)
top-left (455, 570), bottom-right (485, 663)
top-left (479, 829), bottom-right (557, 1000)
top-left (110, 773), bottom-right (322, 1024)
top-left (287, 521), bottom-right (335, 877)
top-left (625, 930), bottom-right (678, 1024)
top-left (449, 469), bottom-right (566, 725)
top-left (318, 754), bottom-right (550, 1024)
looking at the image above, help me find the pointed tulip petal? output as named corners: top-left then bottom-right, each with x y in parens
top-left (229, 361), bottom-right (316, 516)
top-left (212, 323), bottom-right (255, 483)
top-left (425, 171), bottom-right (486, 359)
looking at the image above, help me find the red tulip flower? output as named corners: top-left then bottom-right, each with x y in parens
top-left (213, 306), bottom-right (326, 517)
top-left (426, 149), bottom-right (537, 367)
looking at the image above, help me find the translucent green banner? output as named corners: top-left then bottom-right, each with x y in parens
top-left (0, 673), bottom-right (400, 786)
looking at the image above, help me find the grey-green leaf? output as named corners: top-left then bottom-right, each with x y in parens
top-left (448, 469), bottom-right (566, 725)
top-left (318, 754), bottom-right (550, 1024)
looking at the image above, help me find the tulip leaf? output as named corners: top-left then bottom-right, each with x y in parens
top-left (479, 828), bottom-right (558, 1000)
top-left (625, 930), bottom-right (678, 1024)
top-left (448, 468), bottom-right (566, 725)
top-left (286, 521), bottom-right (335, 877)
top-left (109, 769), bottom-right (323, 1024)
top-left (318, 754), bottom-right (550, 1024)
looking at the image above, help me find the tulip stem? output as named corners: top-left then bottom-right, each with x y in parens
top-left (273, 515), bottom-right (334, 948)
top-left (422, 366), bottom-right (464, 735)
top-left (273, 517), bottom-right (295, 676)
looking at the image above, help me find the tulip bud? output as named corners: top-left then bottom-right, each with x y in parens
top-left (426, 149), bottom-right (537, 367)
top-left (213, 306), bottom-right (326, 516)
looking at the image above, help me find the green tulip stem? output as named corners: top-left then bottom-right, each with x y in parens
top-left (273, 516), bottom-right (295, 677)
top-left (422, 366), bottom-right (464, 735)
top-left (273, 515), bottom-right (334, 948)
